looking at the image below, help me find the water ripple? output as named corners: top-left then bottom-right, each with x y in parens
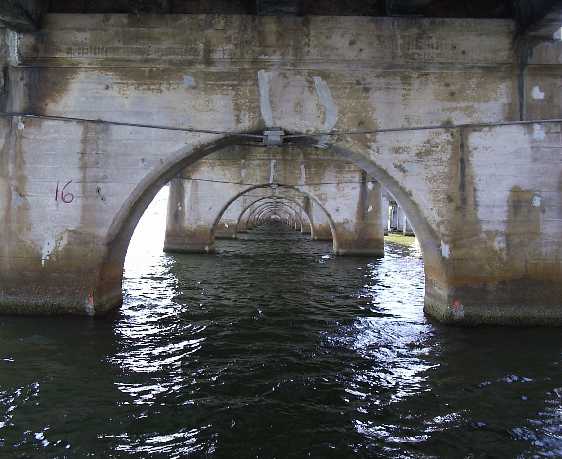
top-left (0, 187), bottom-right (561, 457)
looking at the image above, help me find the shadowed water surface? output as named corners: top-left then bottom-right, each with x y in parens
top-left (0, 188), bottom-right (561, 458)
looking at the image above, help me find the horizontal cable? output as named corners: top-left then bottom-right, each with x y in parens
top-left (180, 177), bottom-right (374, 186)
top-left (0, 111), bottom-right (262, 137)
top-left (0, 111), bottom-right (561, 138)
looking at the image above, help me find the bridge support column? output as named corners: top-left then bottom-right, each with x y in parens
top-left (163, 178), bottom-right (216, 253)
top-left (296, 198), bottom-right (311, 234)
top-left (309, 200), bottom-right (332, 241)
top-left (333, 174), bottom-right (385, 257)
top-left (215, 200), bottom-right (240, 240)
top-left (381, 193), bottom-right (390, 236)
top-left (300, 211), bottom-right (311, 235)
top-left (2, 13), bottom-right (562, 326)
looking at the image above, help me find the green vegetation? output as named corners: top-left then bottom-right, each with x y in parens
top-left (385, 233), bottom-right (417, 247)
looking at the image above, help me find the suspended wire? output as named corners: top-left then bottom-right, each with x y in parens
top-left (1, 111), bottom-right (561, 138)
top-left (0, 112), bottom-right (262, 138)
top-left (180, 177), bottom-right (375, 187)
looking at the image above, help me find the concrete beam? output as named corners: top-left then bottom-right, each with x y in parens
top-left (256, 0), bottom-right (301, 15)
top-left (516, 0), bottom-right (562, 40)
top-left (0, 0), bottom-right (42, 32)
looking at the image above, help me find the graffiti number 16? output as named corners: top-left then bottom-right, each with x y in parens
top-left (55, 180), bottom-right (75, 204)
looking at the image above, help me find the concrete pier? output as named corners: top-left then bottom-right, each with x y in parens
top-left (388, 200), bottom-right (415, 236)
top-left (163, 146), bottom-right (385, 256)
top-left (0, 12), bottom-right (561, 324)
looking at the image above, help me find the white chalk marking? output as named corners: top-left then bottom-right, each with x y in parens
top-left (183, 75), bottom-right (196, 88)
top-left (313, 76), bottom-right (338, 147)
top-left (532, 124), bottom-right (545, 141)
top-left (269, 159), bottom-right (277, 183)
top-left (494, 235), bottom-right (506, 251)
top-left (257, 70), bottom-right (274, 126)
top-left (40, 233), bottom-right (68, 268)
top-left (532, 194), bottom-right (542, 208)
top-left (531, 86), bottom-right (545, 100)
top-left (441, 241), bottom-right (450, 259)
top-left (41, 239), bottom-right (54, 268)
top-left (11, 186), bottom-right (25, 208)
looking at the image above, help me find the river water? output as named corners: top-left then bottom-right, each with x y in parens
top-left (1, 188), bottom-right (561, 458)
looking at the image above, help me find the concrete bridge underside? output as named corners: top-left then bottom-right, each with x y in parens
top-left (233, 191), bottom-right (333, 241)
top-left (236, 194), bottom-right (314, 236)
top-left (240, 198), bottom-right (309, 233)
top-left (0, 14), bottom-right (562, 325)
top-left (226, 193), bottom-right (313, 237)
top-left (163, 147), bottom-right (384, 255)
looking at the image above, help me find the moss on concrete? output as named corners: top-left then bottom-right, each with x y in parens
top-left (385, 233), bottom-right (417, 247)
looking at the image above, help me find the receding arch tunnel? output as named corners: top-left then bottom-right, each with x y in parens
top-left (207, 182), bottom-right (339, 250)
top-left (241, 199), bottom-right (308, 232)
top-left (96, 136), bottom-right (442, 321)
top-left (228, 194), bottom-right (316, 238)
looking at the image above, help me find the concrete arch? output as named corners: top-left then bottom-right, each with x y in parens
top-left (98, 136), bottom-right (237, 310)
top-left (253, 206), bottom-right (297, 228)
top-left (250, 203), bottom-right (303, 230)
top-left (241, 200), bottom-right (308, 233)
top-left (235, 195), bottom-right (314, 236)
top-left (250, 204), bottom-right (296, 225)
top-left (327, 143), bottom-right (444, 286)
top-left (207, 182), bottom-right (339, 249)
top-left (3, 14), bottom-right (561, 324)
top-left (214, 190), bottom-right (312, 238)
top-left (243, 199), bottom-right (307, 232)
top-left (2, 15), bottom-right (560, 324)
top-left (96, 135), bottom-right (444, 318)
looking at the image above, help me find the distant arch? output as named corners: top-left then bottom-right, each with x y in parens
top-left (235, 195), bottom-right (313, 236)
top-left (246, 201), bottom-right (303, 228)
top-left (208, 183), bottom-right (337, 247)
top-left (250, 202), bottom-right (303, 229)
top-left (97, 135), bottom-right (444, 315)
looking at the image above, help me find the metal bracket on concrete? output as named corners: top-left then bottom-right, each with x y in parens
top-left (263, 128), bottom-right (284, 146)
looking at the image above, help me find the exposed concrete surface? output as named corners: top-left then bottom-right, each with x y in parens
top-left (164, 146), bottom-right (385, 256)
top-left (0, 15), bottom-right (561, 325)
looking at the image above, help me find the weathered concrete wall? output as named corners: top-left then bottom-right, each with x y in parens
top-left (164, 146), bottom-right (384, 255)
top-left (308, 196), bottom-right (333, 241)
top-left (381, 193), bottom-right (390, 235)
top-left (524, 40), bottom-right (562, 120)
top-left (15, 15), bottom-right (519, 126)
top-left (0, 28), bottom-right (10, 111)
top-left (0, 15), bottom-right (561, 325)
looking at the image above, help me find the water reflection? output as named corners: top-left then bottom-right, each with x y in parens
top-left (0, 186), bottom-right (560, 457)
